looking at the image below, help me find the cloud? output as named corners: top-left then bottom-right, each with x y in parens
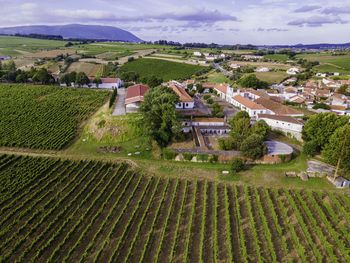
top-left (258, 27), bottom-right (288, 32)
top-left (322, 6), bottom-right (350, 15)
top-left (294, 5), bottom-right (321, 13)
top-left (288, 16), bottom-right (347, 27)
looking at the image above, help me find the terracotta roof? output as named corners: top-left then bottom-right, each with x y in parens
top-left (248, 89), bottom-right (266, 97)
top-left (284, 87), bottom-right (298, 94)
top-left (232, 95), bottom-right (266, 110)
top-left (170, 85), bottom-right (194, 103)
top-left (202, 83), bottom-right (216, 88)
top-left (266, 90), bottom-right (278, 94)
top-left (258, 114), bottom-right (303, 125)
top-left (315, 89), bottom-right (331, 96)
top-left (270, 96), bottom-right (284, 103)
top-left (214, 83), bottom-right (229, 94)
top-left (330, 105), bottom-right (346, 111)
top-left (193, 118), bottom-right (225, 123)
top-left (255, 97), bottom-right (302, 116)
top-left (88, 77), bottom-right (120, 84)
top-left (125, 84), bottom-right (150, 104)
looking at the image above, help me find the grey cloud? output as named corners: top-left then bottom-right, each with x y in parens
top-left (294, 5), bottom-right (321, 13)
top-left (287, 16), bottom-right (347, 27)
top-left (257, 27), bottom-right (288, 32)
top-left (322, 6), bottom-right (350, 15)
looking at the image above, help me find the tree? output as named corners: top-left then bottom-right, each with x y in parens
top-left (240, 134), bottom-right (267, 160)
top-left (302, 113), bottom-right (349, 150)
top-left (139, 85), bottom-right (181, 147)
top-left (338, 84), bottom-right (350, 96)
top-left (93, 77), bottom-right (102, 88)
top-left (229, 111), bottom-right (251, 149)
top-left (75, 72), bottom-right (90, 87)
top-left (32, 68), bottom-right (54, 84)
top-left (238, 74), bottom-right (268, 89)
top-left (303, 140), bottom-right (318, 157)
top-left (15, 72), bottom-right (28, 83)
top-left (59, 73), bottom-right (71, 86)
top-left (251, 120), bottom-right (271, 139)
top-left (68, 71), bottom-right (77, 84)
top-left (120, 71), bottom-right (138, 82)
top-left (231, 158), bottom-right (244, 173)
top-left (146, 75), bottom-right (163, 88)
top-left (322, 125), bottom-right (350, 171)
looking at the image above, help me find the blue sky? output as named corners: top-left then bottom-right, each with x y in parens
top-left (0, 0), bottom-right (350, 44)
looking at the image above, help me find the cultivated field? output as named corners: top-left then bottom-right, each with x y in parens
top-left (120, 58), bottom-right (205, 81)
top-left (0, 155), bottom-right (349, 262)
top-left (254, 71), bottom-right (289, 84)
top-left (66, 62), bottom-right (102, 76)
top-left (0, 84), bottom-right (109, 150)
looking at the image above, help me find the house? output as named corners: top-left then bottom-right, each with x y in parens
top-left (246, 89), bottom-right (269, 100)
top-left (315, 73), bottom-right (327, 77)
top-left (169, 84), bottom-right (195, 109)
top-left (0, 55), bottom-right (11, 60)
top-left (213, 83), bottom-right (230, 100)
top-left (255, 97), bottom-right (302, 116)
top-left (255, 66), bottom-right (270, 72)
top-left (289, 95), bottom-right (305, 104)
top-left (124, 84), bottom-right (150, 113)
top-left (231, 95), bottom-right (267, 118)
top-left (205, 55), bottom-right (218, 61)
top-left (330, 105), bottom-right (347, 115)
top-left (315, 89), bottom-right (331, 98)
top-left (333, 176), bottom-right (350, 188)
top-left (286, 67), bottom-right (300, 75)
top-left (193, 51), bottom-right (202, 56)
top-left (243, 55), bottom-right (264, 61)
top-left (230, 63), bottom-right (244, 69)
top-left (258, 114), bottom-right (303, 140)
top-left (88, 77), bottom-right (122, 89)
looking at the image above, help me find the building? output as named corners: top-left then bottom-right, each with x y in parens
top-left (258, 114), bottom-right (303, 140)
top-left (231, 95), bottom-right (267, 118)
top-left (193, 51), bottom-right (202, 56)
top-left (86, 77), bottom-right (122, 89)
top-left (255, 97), bottom-right (302, 116)
top-left (213, 83), bottom-right (229, 100)
top-left (0, 55), bottom-right (11, 60)
top-left (169, 84), bottom-right (195, 109)
top-left (255, 66), bottom-right (270, 72)
top-left (124, 84), bottom-right (150, 112)
top-left (286, 67), bottom-right (300, 75)
top-left (230, 63), bottom-right (244, 69)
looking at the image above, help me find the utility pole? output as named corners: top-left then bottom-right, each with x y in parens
top-left (333, 119), bottom-right (350, 180)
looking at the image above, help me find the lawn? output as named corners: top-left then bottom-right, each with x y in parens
top-left (254, 71), bottom-right (289, 84)
top-left (205, 71), bottom-right (232, 84)
top-left (120, 58), bottom-right (205, 81)
top-left (66, 62), bottom-right (102, 76)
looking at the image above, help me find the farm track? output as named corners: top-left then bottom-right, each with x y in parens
top-left (1, 154), bottom-right (350, 262)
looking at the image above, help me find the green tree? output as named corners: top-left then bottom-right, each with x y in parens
top-left (231, 158), bottom-right (244, 173)
top-left (240, 134), bottom-right (267, 160)
top-left (322, 125), bottom-right (350, 171)
top-left (68, 71), bottom-right (77, 84)
top-left (15, 72), bottom-right (28, 83)
top-left (146, 75), bottom-right (163, 88)
top-left (32, 68), bottom-right (54, 84)
top-left (302, 113), bottom-right (349, 150)
top-left (229, 111), bottom-right (251, 149)
top-left (139, 85), bottom-right (181, 147)
top-left (303, 140), bottom-right (318, 157)
top-left (93, 77), bottom-right (102, 88)
top-left (59, 73), bottom-right (71, 86)
top-left (238, 74), bottom-right (268, 89)
top-left (251, 120), bottom-right (271, 139)
top-left (75, 72), bottom-right (90, 87)
top-left (338, 84), bottom-right (350, 96)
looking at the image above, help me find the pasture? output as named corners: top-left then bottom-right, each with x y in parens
top-left (66, 62), bottom-right (102, 76)
top-left (0, 155), bottom-right (349, 262)
top-left (120, 58), bottom-right (205, 81)
top-left (254, 71), bottom-right (289, 84)
top-left (0, 84), bottom-right (109, 150)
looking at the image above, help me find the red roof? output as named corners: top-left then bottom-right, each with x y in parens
top-left (170, 85), bottom-right (194, 103)
top-left (125, 84), bottom-right (150, 104)
top-left (232, 95), bottom-right (265, 110)
top-left (88, 77), bottom-right (120, 84)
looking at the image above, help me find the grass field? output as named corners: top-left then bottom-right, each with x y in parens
top-left (229, 60), bottom-right (290, 70)
top-left (0, 154), bottom-right (349, 262)
top-left (0, 84), bottom-right (109, 150)
top-left (120, 58), bottom-right (205, 81)
top-left (264, 54), bottom-right (290, 62)
top-left (66, 62), bottom-right (102, 76)
top-left (0, 35), bottom-right (69, 54)
top-left (314, 64), bottom-right (350, 75)
top-left (205, 71), bottom-right (232, 84)
top-left (254, 71), bottom-right (289, 84)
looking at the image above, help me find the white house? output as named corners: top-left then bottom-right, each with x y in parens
top-left (257, 114), bottom-right (303, 140)
top-left (230, 63), bottom-right (244, 69)
top-left (193, 51), bottom-right (202, 56)
top-left (286, 67), bottom-right (300, 75)
top-left (255, 66), bottom-right (270, 72)
top-left (124, 84), bottom-right (150, 113)
top-left (170, 84), bottom-right (195, 109)
top-left (316, 73), bottom-right (327, 77)
top-left (231, 95), bottom-right (267, 118)
top-left (213, 83), bottom-right (229, 100)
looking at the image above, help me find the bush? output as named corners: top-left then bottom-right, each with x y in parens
top-left (303, 140), bottom-right (318, 157)
top-left (183, 152), bottom-right (195, 161)
top-left (203, 94), bottom-right (211, 100)
top-left (206, 98), bottom-right (213, 104)
top-left (209, 154), bottom-right (219, 163)
top-left (162, 148), bottom-right (177, 160)
top-left (218, 138), bottom-right (235, 150)
top-left (240, 134), bottom-right (267, 160)
top-left (231, 158), bottom-right (244, 173)
top-left (197, 154), bottom-right (208, 161)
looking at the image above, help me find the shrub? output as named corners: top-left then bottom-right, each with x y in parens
top-left (240, 134), bottom-right (267, 160)
top-left (97, 119), bottom-right (106, 128)
top-left (209, 154), bottom-right (219, 163)
top-left (183, 152), bottom-right (195, 161)
top-left (231, 158), bottom-right (244, 173)
top-left (203, 94), bottom-right (211, 100)
top-left (303, 140), bottom-right (318, 157)
top-left (162, 148), bottom-right (177, 160)
top-left (206, 98), bottom-right (213, 104)
top-left (218, 138), bottom-right (236, 150)
top-left (197, 154), bottom-right (208, 161)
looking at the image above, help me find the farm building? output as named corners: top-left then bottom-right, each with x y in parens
top-left (169, 84), bottom-right (195, 109)
top-left (255, 97), bottom-right (302, 116)
top-left (88, 78), bottom-right (122, 89)
top-left (231, 95), bottom-right (267, 118)
top-left (124, 84), bottom-right (150, 113)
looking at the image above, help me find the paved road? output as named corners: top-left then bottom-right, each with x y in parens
top-left (172, 148), bottom-right (240, 156)
top-left (112, 88), bottom-right (126, 116)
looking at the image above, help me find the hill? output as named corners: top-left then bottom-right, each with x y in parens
top-left (0, 24), bottom-right (142, 42)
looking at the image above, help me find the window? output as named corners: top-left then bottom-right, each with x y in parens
top-left (186, 103), bottom-right (189, 107)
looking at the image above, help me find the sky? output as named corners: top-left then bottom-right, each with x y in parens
top-left (0, 0), bottom-right (350, 45)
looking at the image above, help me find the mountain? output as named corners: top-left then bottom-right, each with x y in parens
top-left (258, 43), bottom-right (350, 50)
top-left (0, 24), bottom-right (142, 42)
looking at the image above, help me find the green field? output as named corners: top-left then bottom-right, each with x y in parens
top-left (254, 71), bottom-right (289, 84)
top-left (264, 54), bottom-right (290, 62)
top-left (0, 35), bottom-right (69, 54)
top-left (0, 84), bottom-right (109, 150)
top-left (314, 64), bottom-right (350, 74)
top-left (205, 71), bottom-right (232, 84)
top-left (120, 58), bottom-right (205, 81)
top-left (0, 154), bottom-right (349, 262)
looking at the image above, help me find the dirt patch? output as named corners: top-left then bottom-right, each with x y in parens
top-left (66, 62), bottom-right (101, 77)
top-left (25, 50), bottom-right (76, 58)
top-left (88, 117), bottom-right (124, 140)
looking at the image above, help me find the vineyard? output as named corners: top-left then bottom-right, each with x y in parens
top-left (0, 154), bottom-right (350, 262)
top-left (0, 84), bottom-right (109, 150)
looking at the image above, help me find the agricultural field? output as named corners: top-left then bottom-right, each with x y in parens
top-left (66, 61), bottom-right (102, 76)
top-left (1, 155), bottom-right (350, 262)
top-left (120, 58), bottom-right (205, 81)
top-left (0, 84), bottom-right (109, 150)
top-left (254, 71), bottom-right (289, 84)
top-left (0, 35), bottom-right (69, 54)
top-left (264, 54), bottom-right (290, 62)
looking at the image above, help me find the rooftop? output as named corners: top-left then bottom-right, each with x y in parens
top-left (255, 97), bottom-right (302, 116)
top-left (258, 114), bottom-right (303, 125)
top-left (169, 84), bottom-right (194, 103)
top-left (232, 95), bottom-right (266, 110)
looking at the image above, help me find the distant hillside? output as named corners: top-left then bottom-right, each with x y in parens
top-left (0, 24), bottom-right (142, 42)
top-left (259, 43), bottom-right (350, 50)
